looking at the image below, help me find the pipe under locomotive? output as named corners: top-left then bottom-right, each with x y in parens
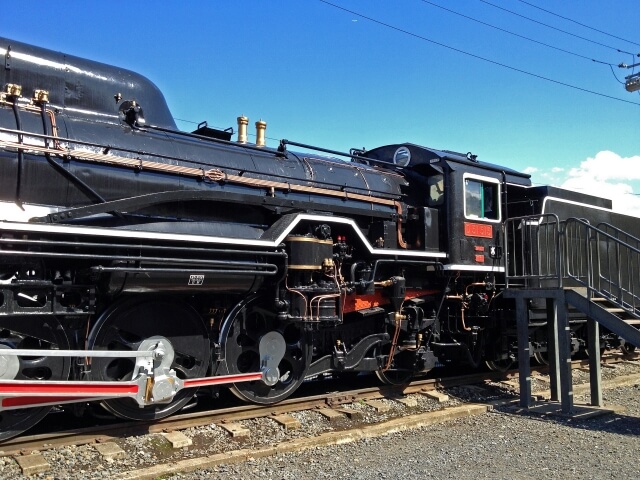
top-left (0, 37), bottom-right (635, 441)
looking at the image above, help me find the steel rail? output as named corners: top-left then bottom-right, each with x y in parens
top-left (0, 353), bottom-right (633, 456)
top-left (0, 371), bottom-right (503, 455)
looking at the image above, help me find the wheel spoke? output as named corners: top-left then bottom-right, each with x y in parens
top-left (223, 297), bottom-right (310, 404)
top-left (173, 350), bottom-right (206, 379)
top-left (101, 326), bottom-right (143, 351)
top-left (0, 317), bottom-right (70, 441)
top-left (88, 298), bottom-right (209, 421)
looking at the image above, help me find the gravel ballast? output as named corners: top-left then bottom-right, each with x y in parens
top-left (1, 362), bottom-right (639, 479)
top-left (169, 382), bottom-right (640, 480)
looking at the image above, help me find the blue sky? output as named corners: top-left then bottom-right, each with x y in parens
top-left (4, 1), bottom-right (639, 212)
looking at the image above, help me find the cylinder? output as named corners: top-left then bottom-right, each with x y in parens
top-left (237, 115), bottom-right (248, 143)
top-left (255, 119), bottom-right (266, 147)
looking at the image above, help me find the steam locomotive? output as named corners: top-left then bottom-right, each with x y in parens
top-left (0, 37), bottom-right (635, 441)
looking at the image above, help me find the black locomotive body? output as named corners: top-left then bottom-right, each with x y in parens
top-left (0, 37), bottom-right (637, 441)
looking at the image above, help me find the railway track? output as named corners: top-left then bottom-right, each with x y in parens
top-left (0, 371), bottom-right (503, 455)
top-left (2, 354), bottom-right (634, 457)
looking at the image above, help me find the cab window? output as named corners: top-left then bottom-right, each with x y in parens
top-left (427, 174), bottom-right (445, 206)
top-left (464, 177), bottom-right (499, 221)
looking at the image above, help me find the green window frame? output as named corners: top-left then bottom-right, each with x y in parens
top-left (464, 176), bottom-right (500, 221)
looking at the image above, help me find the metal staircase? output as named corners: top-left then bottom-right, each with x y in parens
top-left (504, 214), bottom-right (640, 412)
top-left (563, 217), bottom-right (640, 348)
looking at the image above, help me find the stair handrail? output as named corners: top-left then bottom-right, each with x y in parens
top-left (564, 217), bottom-right (640, 315)
top-left (596, 221), bottom-right (640, 250)
top-left (505, 215), bottom-right (640, 315)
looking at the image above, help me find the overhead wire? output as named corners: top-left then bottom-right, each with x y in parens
top-left (174, 118), bottom-right (199, 124)
top-left (420, 0), bottom-right (633, 87)
top-left (608, 65), bottom-right (626, 85)
top-left (515, 0), bottom-right (640, 48)
top-left (478, 0), bottom-right (636, 56)
top-left (317, 0), bottom-right (640, 106)
top-left (419, 0), bottom-right (616, 66)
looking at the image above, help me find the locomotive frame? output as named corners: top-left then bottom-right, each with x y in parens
top-left (0, 37), bottom-right (637, 441)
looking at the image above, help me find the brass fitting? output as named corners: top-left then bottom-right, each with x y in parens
top-left (33, 89), bottom-right (49, 104)
top-left (5, 83), bottom-right (22, 97)
top-left (445, 295), bottom-right (464, 301)
top-left (237, 115), bottom-right (248, 143)
top-left (322, 257), bottom-right (335, 273)
top-left (255, 119), bottom-right (267, 147)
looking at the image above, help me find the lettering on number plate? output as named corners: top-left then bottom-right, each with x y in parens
top-left (188, 275), bottom-right (205, 286)
top-left (464, 222), bottom-right (493, 239)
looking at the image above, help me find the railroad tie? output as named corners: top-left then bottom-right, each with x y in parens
top-left (164, 431), bottom-right (193, 448)
top-left (218, 422), bottom-right (250, 438)
top-left (271, 414), bottom-right (301, 431)
top-left (94, 441), bottom-right (126, 461)
top-left (15, 453), bottom-right (50, 476)
top-left (420, 390), bottom-right (450, 403)
top-left (317, 408), bottom-right (346, 424)
top-left (364, 400), bottom-right (390, 413)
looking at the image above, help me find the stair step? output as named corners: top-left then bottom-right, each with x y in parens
top-left (565, 287), bottom-right (588, 296)
top-left (624, 319), bottom-right (640, 325)
top-left (605, 308), bottom-right (626, 313)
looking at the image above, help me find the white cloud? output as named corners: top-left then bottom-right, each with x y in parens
top-left (551, 167), bottom-right (564, 173)
top-left (559, 151), bottom-right (640, 217)
top-left (566, 151), bottom-right (640, 182)
top-left (523, 166), bottom-right (538, 174)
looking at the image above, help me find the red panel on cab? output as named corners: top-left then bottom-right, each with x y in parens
top-left (464, 222), bottom-right (493, 239)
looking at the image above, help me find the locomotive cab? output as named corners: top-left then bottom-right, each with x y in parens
top-left (441, 155), bottom-right (530, 270)
top-left (363, 144), bottom-right (531, 269)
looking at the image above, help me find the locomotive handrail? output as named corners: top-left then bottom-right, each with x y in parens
top-left (278, 139), bottom-right (401, 169)
top-left (0, 127), bottom-right (402, 200)
top-left (135, 127), bottom-right (392, 169)
top-left (0, 236), bottom-right (288, 256)
top-left (0, 126), bottom-right (270, 165)
top-left (145, 123), bottom-right (278, 156)
top-left (90, 265), bottom-right (279, 277)
top-left (0, 248), bottom-right (279, 268)
top-left (27, 189), bottom-right (315, 224)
